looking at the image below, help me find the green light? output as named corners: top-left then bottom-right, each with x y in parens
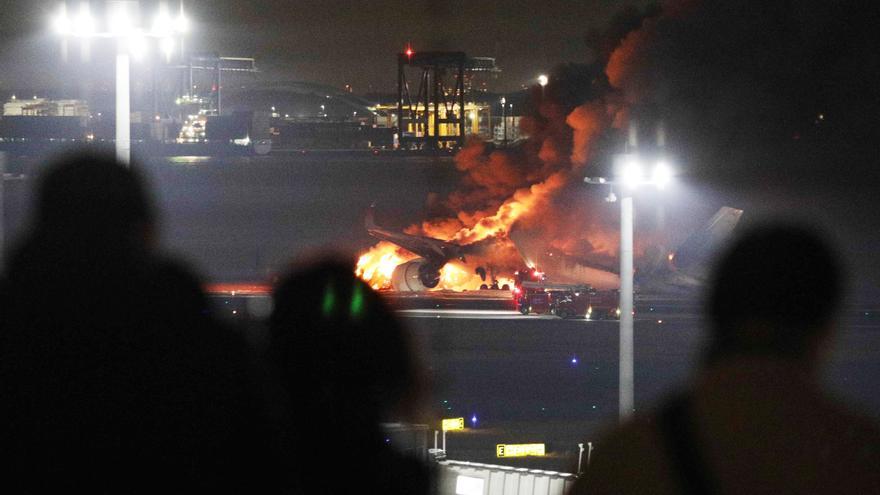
top-left (350, 283), bottom-right (364, 318)
top-left (322, 283), bottom-right (335, 317)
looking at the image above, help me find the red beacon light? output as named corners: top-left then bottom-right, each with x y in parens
top-left (404, 45), bottom-right (414, 58)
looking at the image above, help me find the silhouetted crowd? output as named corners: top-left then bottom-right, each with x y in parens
top-left (1, 153), bottom-right (879, 493)
top-left (0, 153), bottom-right (431, 492)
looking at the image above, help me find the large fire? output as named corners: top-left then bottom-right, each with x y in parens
top-left (355, 8), bottom-right (657, 292)
top-left (354, 171), bottom-right (589, 291)
top-left (355, 240), bottom-right (515, 291)
top-left (354, 241), bottom-right (415, 290)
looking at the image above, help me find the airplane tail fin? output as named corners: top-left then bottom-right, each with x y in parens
top-left (672, 206), bottom-right (743, 271)
top-left (636, 207), bottom-right (743, 292)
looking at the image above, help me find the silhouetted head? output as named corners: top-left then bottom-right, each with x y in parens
top-left (706, 223), bottom-right (843, 363)
top-left (270, 259), bottom-right (422, 429)
top-left (32, 151), bottom-right (155, 247)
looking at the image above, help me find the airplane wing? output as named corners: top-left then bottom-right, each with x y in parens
top-left (365, 207), bottom-right (467, 265)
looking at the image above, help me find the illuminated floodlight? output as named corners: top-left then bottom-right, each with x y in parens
top-left (108, 12), bottom-right (131, 35)
top-left (500, 96), bottom-right (506, 105)
top-left (620, 157), bottom-right (643, 189)
top-left (152, 3), bottom-right (174, 37)
top-left (652, 160), bottom-right (672, 189)
top-left (537, 74), bottom-right (548, 87)
top-left (73, 2), bottom-right (95, 37)
top-left (52, 3), bottom-right (72, 35)
top-left (107, 2), bottom-right (134, 36)
top-left (174, 12), bottom-right (189, 33)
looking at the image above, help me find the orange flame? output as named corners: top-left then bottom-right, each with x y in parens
top-left (355, 174), bottom-right (576, 291)
top-left (355, 244), bottom-right (516, 292)
top-left (356, 96), bottom-right (614, 292)
top-left (437, 262), bottom-right (515, 291)
top-left (354, 241), bottom-right (416, 290)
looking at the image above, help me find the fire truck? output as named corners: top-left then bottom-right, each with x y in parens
top-left (513, 269), bottom-right (620, 320)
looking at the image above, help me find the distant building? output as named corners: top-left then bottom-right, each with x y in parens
top-left (494, 116), bottom-right (523, 143)
top-left (372, 101), bottom-right (494, 140)
top-left (3, 96), bottom-right (89, 117)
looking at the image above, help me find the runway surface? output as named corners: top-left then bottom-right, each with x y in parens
top-left (399, 309), bottom-right (558, 320)
top-left (393, 303), bottom-right (880, 470)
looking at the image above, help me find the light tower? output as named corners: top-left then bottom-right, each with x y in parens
top-left (51, 1), bottom-right (190, 165)
top-left (584, 123), bottom-right (673, 420)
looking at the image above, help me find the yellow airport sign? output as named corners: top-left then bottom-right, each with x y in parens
top-left (496, 443), bottom-right (546, 458)
top-left (442, 417), bottom-right (465, 431)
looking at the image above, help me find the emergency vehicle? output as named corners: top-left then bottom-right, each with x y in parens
top-left (512, 269), bottom-right (620, 320)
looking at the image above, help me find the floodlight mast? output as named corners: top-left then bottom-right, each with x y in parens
top-left (584, 128), bottom-right (673, 422)
top-left (537, 74), bottom-right (548, 99)
top-left (115, 47), bottom-right (130, 164)
top-left (500, 96), bottom-right (507, 146)
top-left (50, 1), bottom-right (190, 166)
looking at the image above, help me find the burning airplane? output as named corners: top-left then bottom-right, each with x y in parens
top-left (358, 205), bottom-right (743, 294)
top-left (362, 208), bottom-right (471, 291)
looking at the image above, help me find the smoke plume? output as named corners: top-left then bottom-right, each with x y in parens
top-left (361, 0), bottom-right (877, 290)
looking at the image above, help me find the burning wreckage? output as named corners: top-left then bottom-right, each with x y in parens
top-left (358, 205), bottom-right (743, 296)
top-left (355, 9), bottom-right (747, 297)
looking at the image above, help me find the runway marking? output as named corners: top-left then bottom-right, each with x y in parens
top-left (396, 309), bottom-right (593, 320)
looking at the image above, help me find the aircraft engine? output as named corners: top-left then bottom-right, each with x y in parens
top-left (390, 258), bottom-right (442, 291)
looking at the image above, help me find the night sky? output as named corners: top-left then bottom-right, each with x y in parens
top-left (0, 0), bottom-right (652, 94)
top-left (1, 0), bottom-right (879, 297)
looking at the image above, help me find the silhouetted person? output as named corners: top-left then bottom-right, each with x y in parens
top-left (0, 152), bottom-right (266, 491)
top-left (269, 259), bottom-right (432, 494)
top-left (574, 223), bottom-right (880, 494)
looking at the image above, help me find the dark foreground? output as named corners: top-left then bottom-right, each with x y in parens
top-left (212, 294), bottom-right (880, 472)
top-left (5, 154), bottom-right (880, 471)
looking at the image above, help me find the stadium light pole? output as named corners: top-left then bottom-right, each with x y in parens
top-left (500, 96), bottom-right (507, 146)
top-left (537, 74), bottom-right (548, 99)
top-left (0, 152), bottom-right (4, 271)
top-left (584, 152), bottom-right (672, 421)
top-left (51, 1), bottom-right (190, 166)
